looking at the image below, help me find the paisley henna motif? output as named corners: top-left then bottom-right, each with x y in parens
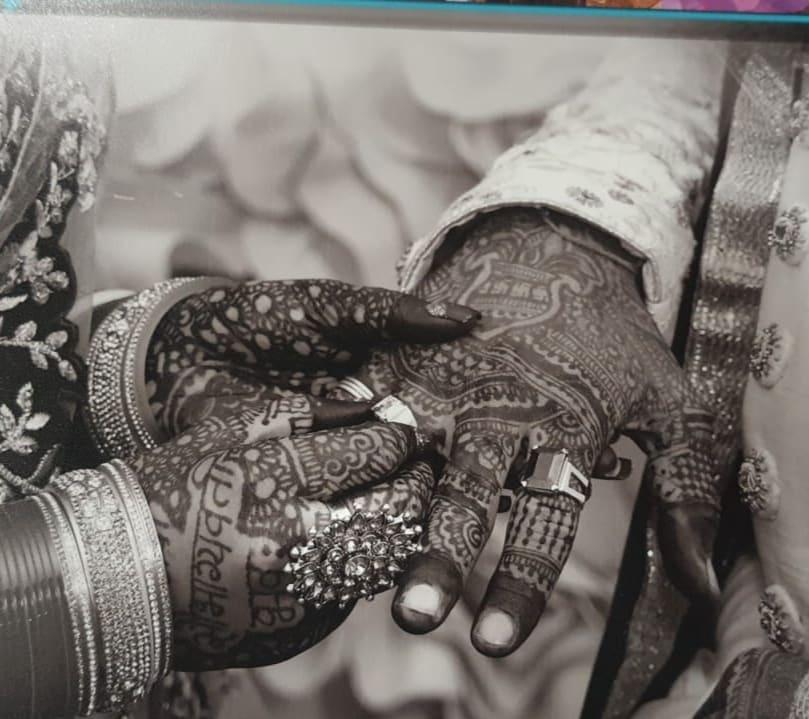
top-left (343, 207), bottom-right (718, 655)
top-left (130, 407), bottom-right (430, 670)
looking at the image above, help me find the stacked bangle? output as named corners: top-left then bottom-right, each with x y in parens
top-left (86, 277), bottom-right (228, 460)
top-left (0, 461), bottom-right (172, 718)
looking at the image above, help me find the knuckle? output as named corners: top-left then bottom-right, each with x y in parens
top-left (496, 551), bottom-right (560, 600)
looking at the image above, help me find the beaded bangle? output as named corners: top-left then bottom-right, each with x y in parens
top-left (86, 277), bottom-right (228, 460)
top-left (105, 459), bottom-right (174, 682)
top-left (26, 461), bottom-right (175, 715)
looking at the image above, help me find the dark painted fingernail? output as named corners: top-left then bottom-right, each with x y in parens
top-left (312, 399), bottom-right (375, 430)
top-left (473, 609), bottom-right (517, 653)
top-left (387, 295), bottom-right (481, 343)
top-left (593, 447), bottom-right (618, 478)
top-left (424, 301), bottom-right (482, 325)
top-left (595, 457), bottom-right (633, 481)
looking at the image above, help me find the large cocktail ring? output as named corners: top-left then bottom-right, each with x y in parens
top-left (285, 507), bottom-right (424, 609)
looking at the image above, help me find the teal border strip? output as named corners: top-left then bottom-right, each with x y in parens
top-left (207, 0), bottom-right (809, 23)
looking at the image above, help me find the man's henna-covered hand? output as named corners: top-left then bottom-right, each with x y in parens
top-left (145, 279), bottom-right (480, 436)
top-left (129, 394), bottom-right (434, 670)
top-left (333, 208), bottom-right (719, 657)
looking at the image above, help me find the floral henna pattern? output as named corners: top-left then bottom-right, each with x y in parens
top-left (349, 207), bottom-right (719, 653)
top-left (145, 279), bottom-right (480, 437)
top-left (129, 413), bottom-right (426, 670)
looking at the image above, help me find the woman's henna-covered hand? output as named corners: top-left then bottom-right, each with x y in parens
top-left (334, 208), bottom-right (720, 657)
top-left (129, 396), bottom-right (434, 671)
top-left (145, 280), bottom-right (480, 436)
top-left (128, 279), bottom-right (477, 669)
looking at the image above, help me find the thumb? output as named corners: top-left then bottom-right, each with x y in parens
top-left (629, 355), bottom-right (722, 608)
top-left (658, 503), bottom-right (720, 609)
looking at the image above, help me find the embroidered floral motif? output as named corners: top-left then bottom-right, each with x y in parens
top-left (51, 80), bottom-right (105, 211)
top-left (0, 383), bottom-right (49, 457)
top-left (750, 323), bottom-right (792, 388)
top-left (768, 205), bottom-right (809, 266)
top-left (566, 186), bottom-right (603, 208)
top-left (0, 47), bottom-right (36, 193)
top-left (0, 232), bottom-right (70, 308)
top-left (0, 317), bottom-right (75, 379)
top-left (738, 449), bottom-right (780, 520)
top-left (0, 44), bottom-right (106, 503)
top-left (760, 585), bottom-right (805, 656)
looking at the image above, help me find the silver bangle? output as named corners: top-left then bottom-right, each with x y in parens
top-left (86, 277), bottom-right (226, 460)
top-left (106, 459), bottom-right (173, 682)
top-left (46, 462), bottom-right (172, 713)
top-left (33, 490), bottom-right (100, 715)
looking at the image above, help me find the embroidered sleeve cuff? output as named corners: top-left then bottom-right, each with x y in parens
top-left (398, 40), bottom-right (725, 341)
top-left (398, 145), bottom-right (693, 338)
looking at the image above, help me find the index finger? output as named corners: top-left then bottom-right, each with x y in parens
top-left (181, 281), bottom-right (480, 370)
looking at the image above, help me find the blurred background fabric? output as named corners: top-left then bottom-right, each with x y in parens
top-left (88, 18), bottom-right (643, 719)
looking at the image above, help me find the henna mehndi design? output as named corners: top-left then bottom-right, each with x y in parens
top-left (336, 207), bottom-right (718, 656)
top-left (145, 280), bottom-right (480, 437)
top-left (130, 406), bottom-right (430, 670)
top-left (125, 280), bottom-right (478, 670)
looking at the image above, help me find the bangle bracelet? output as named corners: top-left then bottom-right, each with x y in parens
top-left (25, 461), bottom-right (174, 715)
top-left (34, 490), bottom-right (100, 713)
top-left (0, 497), bottom-right (83, 718)
top-left (86, 277), bottom-right (229, 460)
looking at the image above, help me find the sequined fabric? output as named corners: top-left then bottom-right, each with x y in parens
top-left (600, 45), bottom-right (798, 719)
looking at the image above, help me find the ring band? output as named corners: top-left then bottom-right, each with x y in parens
top-left (372, 395), bottom-right (418, 429)
top-left (335, 377), bottom-right (375, 402)
top-left (521, 448), bottom-right (591, 505)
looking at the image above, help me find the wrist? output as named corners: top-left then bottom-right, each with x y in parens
top-left (541, 209), bottom-right (644, 280)
top-left (85, 277), bottom-right (231, 460)
top-left (440, 207), bottom-right (645, 304)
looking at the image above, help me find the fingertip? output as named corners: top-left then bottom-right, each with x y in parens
top-left (393, 583), bottom-right (446, 634)
top-left (392, 555), bottom-right (461, 634)
top-left (593, 447), bottom-right (619, 477)
top-left (471, 608), bottom-right (519, 657)
top-left (387, 295), bottom-right (481, 343)
top-left (471, 583), bottom-right (545, 658)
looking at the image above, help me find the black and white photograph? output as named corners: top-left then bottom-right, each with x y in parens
top-left (0, 11), bottom-right (807, 719)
